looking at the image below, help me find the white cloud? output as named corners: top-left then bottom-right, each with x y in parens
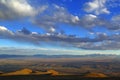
top-left (33, 4), bottom-right (119, 31)
top-left (84, 14), bottom-right (97, 21)
top-left (1, 26), bottom-right (120, 50)
top-left (84, 0), bottom-right (110, 15)
top-left (49, 27), bottom-right (56, 33)
top-left (0, 26), bottom-right (14, 36)
top-left (33, 4), bottom-right (80, 31)
top-left (0, 0), bottom-right (47, 19)
top-left (32, 32), bottom-right (38, 35)
top-left (0, 26), bottom-right (8, 31)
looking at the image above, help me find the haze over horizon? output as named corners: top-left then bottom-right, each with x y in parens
top-left (0, 0), bottom-right (120, 55)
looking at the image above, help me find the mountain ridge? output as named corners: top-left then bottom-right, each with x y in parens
top-left (0, 54), bottom-right (117, 59)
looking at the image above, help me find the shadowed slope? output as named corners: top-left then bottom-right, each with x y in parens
top-left (0, 71), bottom-right (3, 74)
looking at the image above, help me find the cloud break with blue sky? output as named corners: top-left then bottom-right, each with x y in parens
top-left (0, 0), bottom-right (120, 55)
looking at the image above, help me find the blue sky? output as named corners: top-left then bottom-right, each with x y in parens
top-left (0, 0), bottom-right (120, 55)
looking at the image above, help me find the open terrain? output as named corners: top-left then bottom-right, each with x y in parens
top-left (0, 54), bottom-right (120, 80)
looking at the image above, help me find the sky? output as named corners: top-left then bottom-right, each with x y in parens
top-left (0, 0), bottom-right (120, 55)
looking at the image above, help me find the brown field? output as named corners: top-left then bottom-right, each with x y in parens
top-left (0, 56), bottom-right (120, 78)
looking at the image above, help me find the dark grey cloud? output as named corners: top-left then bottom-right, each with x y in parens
top-left (17, 27), bottom-right (31, 35)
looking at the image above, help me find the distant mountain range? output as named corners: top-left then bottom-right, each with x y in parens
top-left (0, 54), bottom-right (117, 59)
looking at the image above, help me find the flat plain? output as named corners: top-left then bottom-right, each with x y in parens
top-left (0, 55), bottom-right (120, 80)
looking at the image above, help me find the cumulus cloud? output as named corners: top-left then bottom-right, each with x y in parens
top-left (32, 3), bottom-right (119, 31)
top-left (49, 27), bottom-right (56, 33)
top-left (1, 26), bottom-right (120, 50)
top-left (0, 0), bottom-right (47, 20)
top-left (0, 0), bottom-right (118, 32)
top-left (0, 1), bottom-right (120, 50)
top-left (79, 14), bottom-right (120, 30)
top-left (80, 32), bottom-right (120, 50)
top-left (0, 26), bottom-right (39, 44)
top-left (33, 4), bottom-right (80, 31)
top-left (0, 26), bottom-right (14, 38)
top-left (84, 0), bottom-right (110, 15)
